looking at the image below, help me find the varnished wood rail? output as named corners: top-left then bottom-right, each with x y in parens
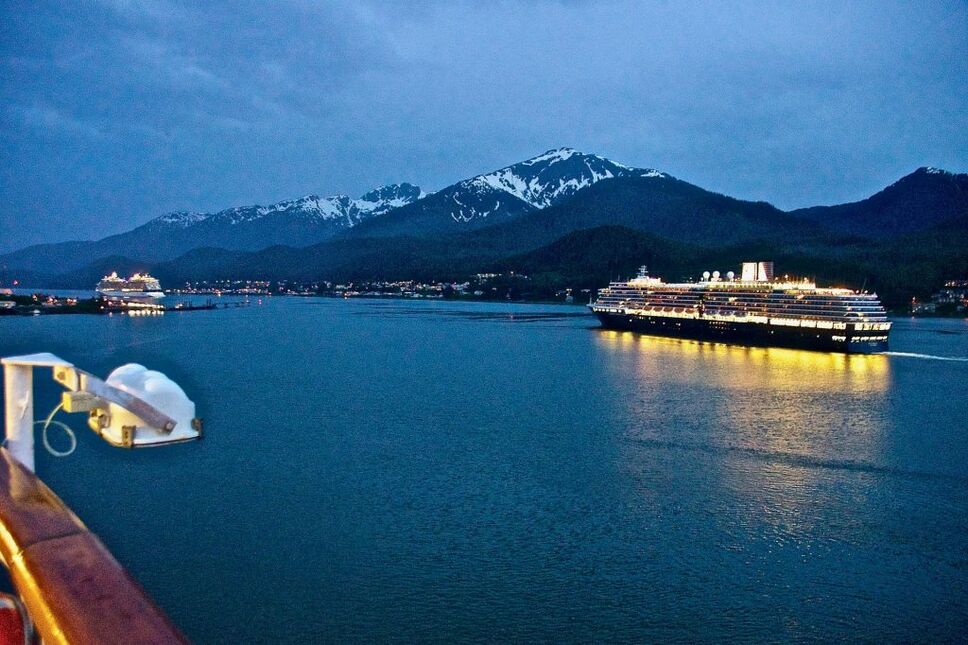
top-left (0, 447), bottom-right (187, 644)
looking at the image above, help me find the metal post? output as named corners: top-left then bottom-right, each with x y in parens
top-left (3, 364), bottom-right (33, 472)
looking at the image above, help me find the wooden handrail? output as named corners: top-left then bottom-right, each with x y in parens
top-left (0, 447), bottom-right (188, 644)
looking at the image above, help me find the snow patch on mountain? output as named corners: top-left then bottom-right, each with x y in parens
top-left (157, 211), bottom-right (207, 227)
top-left (519, 147), bottom-right (580, 166)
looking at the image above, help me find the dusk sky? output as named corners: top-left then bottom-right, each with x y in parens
top-left (1, 0), bottom-right (966, 253)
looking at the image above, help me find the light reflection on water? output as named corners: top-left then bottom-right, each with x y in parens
top-left (595, 330), bottom-right (892, 459)
top-left (596, 329), bottom-right (890, 390)
top-left (594, 329), bottom-right (896, 468)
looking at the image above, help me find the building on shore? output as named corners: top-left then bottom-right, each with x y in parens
top-left (911, 280), bottom-right (968, 314)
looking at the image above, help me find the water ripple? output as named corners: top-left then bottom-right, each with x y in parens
top-left (629, 437), bottom-right (968, 483)
top-left (882, 351), bottom-right (968, 362)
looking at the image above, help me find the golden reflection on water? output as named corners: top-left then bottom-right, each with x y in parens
top-left (595, 331), bottom-right (894, 537)
top-left (595, 330), bottom-right (890, 395)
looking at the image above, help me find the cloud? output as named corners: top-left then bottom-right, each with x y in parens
top-left (6, 103), bottom-right (106, 139)
top-left (0, 0), bottom-right (965, 252)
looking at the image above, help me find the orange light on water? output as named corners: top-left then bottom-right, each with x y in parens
top-left (596, 330), bottom-right (889, 394)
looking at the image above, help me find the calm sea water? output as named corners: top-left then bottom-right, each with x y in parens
top-left (2, 298), bottom-right (967, 642)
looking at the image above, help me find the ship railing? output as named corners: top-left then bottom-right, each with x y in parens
top-left (676, 305), bottom-right (885, 322)
top-left (628, 308), bottom-right (700, 320)
top-left (630, 307), bottom-right (879, 329)
top-left (0, 447), bottom-right (188, 643)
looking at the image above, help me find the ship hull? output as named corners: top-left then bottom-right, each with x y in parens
top-left (592, 310), bottom-right (888, 354)
top-left (97, 290), bottom-right (165, 301)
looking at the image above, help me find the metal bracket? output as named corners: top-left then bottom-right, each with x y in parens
top-left (61, 392), bottom-right (99, 413)
top-left (52, 366), bottom-right (176, 432)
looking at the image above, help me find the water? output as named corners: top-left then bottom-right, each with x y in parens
top-left (1, 299), bottom-right (967, 642)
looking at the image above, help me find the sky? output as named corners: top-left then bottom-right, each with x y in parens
top-left (1, 0), bottom-right (966, 253)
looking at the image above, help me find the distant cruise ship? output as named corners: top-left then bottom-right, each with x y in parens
top-left (590, 262), bottom-right (891, 353)
top-left (96, 272), bottom-right (165, 301)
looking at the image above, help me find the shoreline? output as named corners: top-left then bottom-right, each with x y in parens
top-left (4, 290), bottom-right (967, 319)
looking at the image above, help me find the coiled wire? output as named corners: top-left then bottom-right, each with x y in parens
top-left (33, 402), bottom-right (77, 457)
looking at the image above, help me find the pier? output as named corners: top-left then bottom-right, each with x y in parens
top-left (0, 294), bottom-right (251, 317)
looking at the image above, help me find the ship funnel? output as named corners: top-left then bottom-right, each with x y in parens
top-left (741, 261), bottom-right (774, 282)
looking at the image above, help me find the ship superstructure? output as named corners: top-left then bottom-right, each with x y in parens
top-left (590, 262), bottom-right (891, 353)
top-left (96, 272), bottom-right (165, 301)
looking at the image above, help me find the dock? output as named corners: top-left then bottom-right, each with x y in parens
top-left (0, 294), bottom-right (251, 317)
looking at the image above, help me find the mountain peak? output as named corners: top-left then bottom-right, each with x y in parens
top-left (523, 147), bottom-right (582, 165)
top-left (460, 148), bottom-right (670, 212)
top-left (915, 166), bottom-right (952, 176)
top-left (886, 166), bottom-right (965, 191)
top-left (358, 182), bottom-right (424, 205)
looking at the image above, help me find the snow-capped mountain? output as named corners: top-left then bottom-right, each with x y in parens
top-left (153, 183), bottom-right (423, 230)
top-left (457, 147), bottom-right (667, 216)
top-left (345, 148), bottom-right (671, 238)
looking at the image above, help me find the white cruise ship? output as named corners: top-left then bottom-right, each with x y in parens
top-left (96, 272), bottom-right (165, 301)
top-left (590, 262), bottom-right (891, 354)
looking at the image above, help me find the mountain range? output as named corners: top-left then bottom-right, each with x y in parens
top-left (2, 148), bottom-right (966, 306)
top-left (0, 183), bottom-right (424, 273)
top-left (341, 147), bottom-right (669, 238)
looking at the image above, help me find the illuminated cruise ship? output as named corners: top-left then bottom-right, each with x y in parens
top-left (590, 262), bottom-right (891, 353)
top-left (96, 272), bottom-right (165, 301)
